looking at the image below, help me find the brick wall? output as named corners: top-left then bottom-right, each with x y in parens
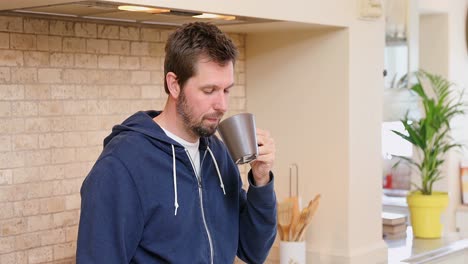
top-left (0, 14), bottom-right (246, 263)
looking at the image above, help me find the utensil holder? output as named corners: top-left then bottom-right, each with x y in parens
top-left (280, 241), bottom-right (306, 264)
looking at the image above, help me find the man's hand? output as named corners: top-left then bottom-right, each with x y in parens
top-left (250, 128), bottom-right (275, 186)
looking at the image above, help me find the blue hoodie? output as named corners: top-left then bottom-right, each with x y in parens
top-left (77, 111), bottom-right (277, 264)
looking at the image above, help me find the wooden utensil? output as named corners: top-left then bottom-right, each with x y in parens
top-left (277, 221), bottom-right (284, 240)
top-left (295, 194), bottom-right (321, 241)
top-left (277, 199), bottom-right (293, 241)
top-left (291, 205), bottom-right (309, 241)
top-left (289, 197), bottom-right (300, 240)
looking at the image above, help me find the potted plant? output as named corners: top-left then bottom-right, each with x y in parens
top-left (392, 70), bottom-right (465, 238)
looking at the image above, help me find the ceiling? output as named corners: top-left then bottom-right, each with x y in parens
top-left (0, 0), bottom-right (277, 28)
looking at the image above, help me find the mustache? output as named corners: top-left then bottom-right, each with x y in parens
top-left (204, 112), bottom-right (224, 120)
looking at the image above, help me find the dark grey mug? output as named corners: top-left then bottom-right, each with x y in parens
top-left (218, 113), bottom-right (258, 164)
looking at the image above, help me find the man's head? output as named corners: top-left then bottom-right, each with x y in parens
top-left (162, 22), bottom-right (239, 140)
top-left (164, 22), bottom-right (238, 94)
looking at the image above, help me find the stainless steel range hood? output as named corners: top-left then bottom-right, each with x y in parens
top-left (0, 0), bottom-right (276, 27)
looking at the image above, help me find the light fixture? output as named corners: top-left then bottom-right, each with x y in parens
top-left (118, 5), bottom-right (170, 14)
top-left (193, 13), bottom-right (236, 20)
top-left (385, 0), bottom-right (408, 43)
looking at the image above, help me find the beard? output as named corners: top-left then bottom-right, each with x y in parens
top-left (176, 90), bottom-right (223, 138)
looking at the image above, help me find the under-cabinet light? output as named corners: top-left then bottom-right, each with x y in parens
top-left (118, 5), bottom-right (170, 14)
top-left (193, 13), bottom-right (236, 20)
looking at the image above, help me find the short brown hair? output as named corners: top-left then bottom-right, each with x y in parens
top-left (163, 22), bottom-right (238, 93)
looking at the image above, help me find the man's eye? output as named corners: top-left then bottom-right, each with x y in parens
top-left (224, 89), bottom-right (230, 94)
top-left (203, 89), bottom-right (214, 94)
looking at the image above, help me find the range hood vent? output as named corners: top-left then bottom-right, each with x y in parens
top-left (0, 0), bottom-right (276, 27)
top-left (167, 10), bottom-right (202, 17)
top-left (73, 1), bottom-right (118, 10)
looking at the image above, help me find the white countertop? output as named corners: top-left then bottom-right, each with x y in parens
top-left (386, 226), bottom-right (468, 263)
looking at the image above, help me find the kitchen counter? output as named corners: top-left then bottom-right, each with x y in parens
top-left (386, 226), bottom-right (468, 263)
top-left (261, 227), bottom-right (468, 263)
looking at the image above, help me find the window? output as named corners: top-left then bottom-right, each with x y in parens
top-left (381, 121), bottom-right (413, 158)
top-left (382, 121), bottom-right (412, 191)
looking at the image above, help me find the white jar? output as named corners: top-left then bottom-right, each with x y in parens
top-left (279, 241), bottom-right (306, 264)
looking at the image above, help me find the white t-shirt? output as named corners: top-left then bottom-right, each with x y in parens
top-left (160, 127), bottom-right (201, 177)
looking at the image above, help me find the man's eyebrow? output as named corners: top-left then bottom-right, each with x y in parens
top-left (224, 83), bottom-right (235, 89)
top-left (200, 83), bottom-right (235, 89)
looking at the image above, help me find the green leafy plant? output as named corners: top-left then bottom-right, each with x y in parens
top-left (392, 71), bottom-right (465, 195)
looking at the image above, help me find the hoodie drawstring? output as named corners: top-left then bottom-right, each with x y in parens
top-left (207, 147), bottom-right (226, 195)
top-left (171, 145), bottom-right (226, 216)
top-left (172, 145), bottom-right (179, 216)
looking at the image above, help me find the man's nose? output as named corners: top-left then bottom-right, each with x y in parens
top-left (213, 92), bottom-right (228, 112)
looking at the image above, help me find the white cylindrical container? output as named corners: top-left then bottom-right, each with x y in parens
top-left (279, 241), bottom-right (306, 264)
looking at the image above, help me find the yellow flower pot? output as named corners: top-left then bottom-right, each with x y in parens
top-left (407, 192), bottom-right (448, 238)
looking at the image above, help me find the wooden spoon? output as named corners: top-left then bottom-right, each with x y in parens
top-left (277, 199), bottom-right (294, 241)
top-left (296, 194), bottom-right (321, 241)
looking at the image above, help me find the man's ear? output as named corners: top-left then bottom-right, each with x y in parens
top-left (166, 72), bottom-right (180, 98)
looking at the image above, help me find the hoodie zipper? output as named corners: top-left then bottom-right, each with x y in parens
top-left (186, 149), bottom-right (214, 264)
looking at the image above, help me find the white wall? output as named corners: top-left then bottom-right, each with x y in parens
top-left (419, 14), bottom-right (449, 76)
top-left (246, 29), bottom-right (351, 261)
top-left (347, 17), bottom-right (387, 262)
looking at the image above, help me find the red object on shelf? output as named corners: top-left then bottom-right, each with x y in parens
top-left (383, 173), bottom-right (393, 189)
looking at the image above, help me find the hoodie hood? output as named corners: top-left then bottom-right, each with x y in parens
top-left (104, 110), bottom-right (208, 149)
top-left (103, 110), bottom-right (225, 215)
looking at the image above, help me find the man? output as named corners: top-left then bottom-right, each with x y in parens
top-left (77, 22), bottom-right (277, 264)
